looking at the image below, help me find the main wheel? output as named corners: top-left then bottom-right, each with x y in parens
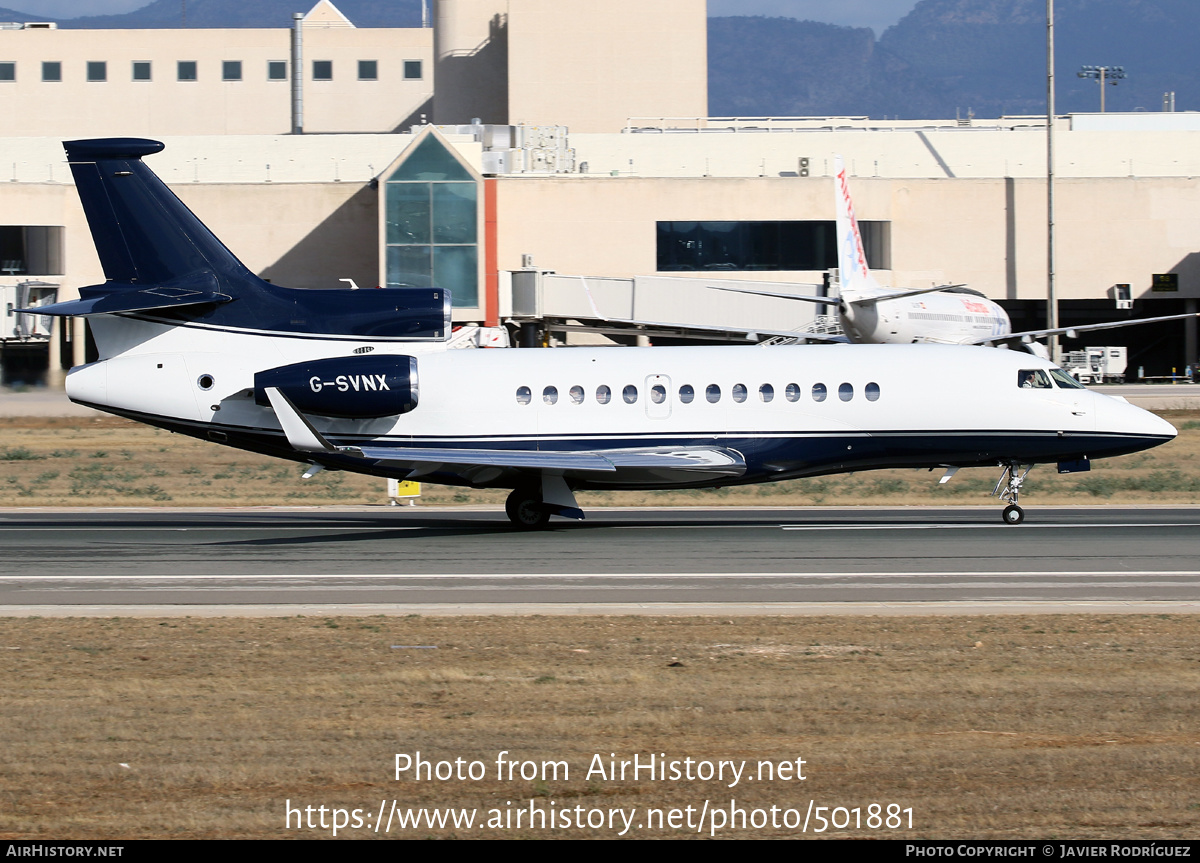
top-left (505, 487), bottom-right (551, 530)
top-left (1002, 504), bottom-right (1024, 525)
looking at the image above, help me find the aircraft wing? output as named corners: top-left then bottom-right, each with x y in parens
top-left (973, 312), bottom-right (1200, 347)
top-left (354, 445), bottom-right (747, 480)
top-left (849, 284), bottom-right (967, 306)
top-left (712, 284), bottom-right (829, 304)
top-left (264, 387), bottom-right (746, 481)
top-left (713, 282), bottom-right (967, 308)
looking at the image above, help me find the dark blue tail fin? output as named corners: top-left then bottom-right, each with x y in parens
top-left (66, 138), bottom-right (256, 285)
top-left (37, 138), bottom-right (449, 342)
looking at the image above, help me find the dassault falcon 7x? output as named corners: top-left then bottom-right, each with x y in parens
top-left (24, 139), bottom-right (1177, 527)
top-left (717, 156), bottom-right (1198, 353)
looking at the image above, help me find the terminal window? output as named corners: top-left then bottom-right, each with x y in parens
top-left (132, 61), bottom-right (151, 81)
top-left (384, 134), bottom-right (479, 308)
top-left (656, 220), bottom-right (891, 272)
top-left (223, 61), bottom-right (242, 81)
top-left (268, 60), bottom-right (287, 80)
top-left (0, 226), bottom-right (65, 276)
top-left (86, 61), bottom-right (106, 82)
top-left (403, 60), bottom-right (422, 80)
top-left (178, 61), bottom-right (197, 81)
top-left (358, 60), bottom-right (377, 80)
top-left (42, 61), bottom-right (61, 82)
top-left (0, 62), bottom-right (14, 82)
top-left (313, 60), bottom-right (332, 81)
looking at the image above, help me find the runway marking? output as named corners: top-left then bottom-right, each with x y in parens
top-left (0, 526), bottom-right (429, 532)
top-left (0, 521), bottom-right (1197, 534)
top-left (4, 571), bottom-right (1199, 582)
top-left (781, 523), bottom-right (1199, 531)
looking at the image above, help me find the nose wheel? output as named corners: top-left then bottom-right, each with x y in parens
top-left (994, 463), bottom-right (1033, 525)
top-left (1002, 504), bottom-right (1025, 525)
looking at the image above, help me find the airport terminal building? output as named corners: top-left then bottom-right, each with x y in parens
top-left (2, 0), bottom-right (1198, 381)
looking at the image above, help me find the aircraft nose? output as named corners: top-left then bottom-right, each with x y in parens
top-left (1095, 394), bottom-right (1176, 442)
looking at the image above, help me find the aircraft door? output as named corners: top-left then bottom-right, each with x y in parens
top-left (645, 374), bottom-right (672, 420)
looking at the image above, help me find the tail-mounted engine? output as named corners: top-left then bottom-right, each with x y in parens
top-left (254, 355), bottom-right (418, 419)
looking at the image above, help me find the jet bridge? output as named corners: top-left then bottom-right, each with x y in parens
top-left (505, 271), bottom-right (835, 346)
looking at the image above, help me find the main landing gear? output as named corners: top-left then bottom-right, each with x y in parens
top-left (505, 486), bottom-right (552, 530)
top-left (504, 477), bottom-right (585, 530)
top-left (993, 462), bottom-right (1033, 525)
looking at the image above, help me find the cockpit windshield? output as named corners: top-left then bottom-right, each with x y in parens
top-left (1049, 368), bottom-right (1087, 389)
top-left (1017, 369), bottom-right (1052, 389)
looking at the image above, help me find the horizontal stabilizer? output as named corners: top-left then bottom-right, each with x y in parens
top-left (23, 276), bottom-right (232, 317)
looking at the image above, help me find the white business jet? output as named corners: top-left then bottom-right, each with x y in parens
top-left (25, 139), bottom-right (1176, 527)
top-left (717, 156), bottom-right (1197, 354)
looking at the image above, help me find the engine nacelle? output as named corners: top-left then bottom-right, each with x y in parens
top-left (254, 355), bottom-right (418, 418)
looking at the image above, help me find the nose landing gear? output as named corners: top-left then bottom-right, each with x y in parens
top-left (993, 462), bottom-right (1033, 525)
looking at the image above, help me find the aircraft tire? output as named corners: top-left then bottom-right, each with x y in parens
top-left (1002, 504), bottom-right (1025, 525)
top-left (506, 487), bottom-right (551, 530)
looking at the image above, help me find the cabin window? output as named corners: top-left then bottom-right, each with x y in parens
top-left (651, 384), bottom-right (667, 404)
top-left (706, 384), bottom-right (721, 403)
top-left (596, 385), bottom-right (611, 404)
top-left (732, 383), bottom-right (747, 403)
top-left (569, 385), bottom-right (584, 404)
top-left (515, 386), bottom-right (531, 405)
top-left (838, 383), bottom-right (854, 402)
top-left (542, 386), bottom-right (558, 405)
top-left (622, 385), bottom-right (638, 404)
top-left (759, 383), bottom-right (774, 403)
top-left (812, 383), bottom-right (827, 402)
top-left (679, 384), bottom-right (694, 404)
top-left (785, 383), bottom-right (801, 402)
top-left (1018, 370), bottom-right (1052, 389)
top-left (865, 382), bottom-right (881, 401)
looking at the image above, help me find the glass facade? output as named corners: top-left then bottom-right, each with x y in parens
top-left (657, 220), bottom-right (891, 272)
top-left (384, 135), bottom-right (479, 308)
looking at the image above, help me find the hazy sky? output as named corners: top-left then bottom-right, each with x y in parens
top-left (6, 0), bottom-right (149, 15)
top-left (12, 0), bottom-right (922, 34)
top-left (708, 1), bottom-right (919, 34)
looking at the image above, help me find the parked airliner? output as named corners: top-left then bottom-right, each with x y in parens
top-left (25, 139), bottom-right (1177, 526)
top-left (718, 156), bottom-right (1197, 353)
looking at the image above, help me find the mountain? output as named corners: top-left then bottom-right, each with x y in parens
top-left (874, 0), bottom-right (1200, 116)
top-left (5, 0), bottom-right (1196, 119)
top-left (44, 0), bottom-right (423, 28)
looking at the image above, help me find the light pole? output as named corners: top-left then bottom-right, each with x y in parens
top-left (1078, 65), bottom-right (1126, 112)
top-left (1047, 0), bottom-right (1058, 364)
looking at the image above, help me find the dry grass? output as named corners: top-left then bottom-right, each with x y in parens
top-left (2, 614), bottom-right (1199, 839)
top-left (1, 411), bottom-right (1199, 509)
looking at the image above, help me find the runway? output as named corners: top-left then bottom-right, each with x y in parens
top-left (2, 506), bottom-right (1199, 614)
